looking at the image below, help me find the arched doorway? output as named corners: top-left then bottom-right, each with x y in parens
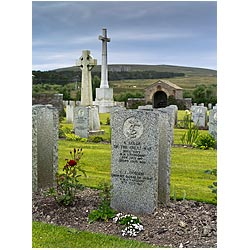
top-left (153, 91), bottom-right (168, 108)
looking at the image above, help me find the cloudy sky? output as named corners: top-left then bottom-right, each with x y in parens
top-left (32, 1), bottom-right (217, 71)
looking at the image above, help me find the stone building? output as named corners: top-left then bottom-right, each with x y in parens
top-left (145, 80), bottom-right (183, 108)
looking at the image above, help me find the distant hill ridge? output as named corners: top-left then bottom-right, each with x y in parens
top-left (54, 64), bottom-right (216, 77)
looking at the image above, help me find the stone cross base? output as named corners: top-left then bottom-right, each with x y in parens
top-left (94, 88), bottom-right (114, 113)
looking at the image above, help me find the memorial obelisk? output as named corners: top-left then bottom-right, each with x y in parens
top-left (94, 28), bottom-right (114, 113)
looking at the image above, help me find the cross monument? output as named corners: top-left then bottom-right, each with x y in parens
top-left (76, 50), bottom-right (97, 106)
top-left (99, 28), bottom-right (110, 88)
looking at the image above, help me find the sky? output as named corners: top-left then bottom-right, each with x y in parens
top-left (32, 1), bottom-right (217, 71)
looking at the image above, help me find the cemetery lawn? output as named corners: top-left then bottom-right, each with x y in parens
top-left (32, 221), bottom-right (154, 248)
top-left (32, 222), bottom-right (155, 248)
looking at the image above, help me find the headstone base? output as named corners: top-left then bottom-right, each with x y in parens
top-left (94, 88), bottom-right (114, 113)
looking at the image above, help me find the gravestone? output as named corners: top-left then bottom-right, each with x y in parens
top-left (110, 109), bottom-right (170, 214)
top-left (32, 105), bottom-right (58, 192)
top-left (74, 106), bottom-right (90, 138)
top-left (66, 104), bottom-right (74, 123)
top-left (191, 106), bottom-right (208, 128)
top-left (168, 105), bottom-right (178, 126)
top-left (209, 106), bottom-right (217, 140)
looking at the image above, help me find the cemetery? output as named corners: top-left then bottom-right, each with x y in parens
top-left (32, 28), bottom-right (217, 248)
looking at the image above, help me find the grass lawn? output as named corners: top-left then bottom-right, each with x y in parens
top-left (32, 221), bottom-right (155, 248)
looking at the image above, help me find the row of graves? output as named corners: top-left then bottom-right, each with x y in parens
top-left (32, 102), bottom-right (217, 214)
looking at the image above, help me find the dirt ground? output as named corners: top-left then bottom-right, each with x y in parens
top-left (32, 188), bottom-right (217, 248)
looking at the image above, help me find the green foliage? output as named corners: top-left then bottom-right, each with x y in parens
top-left (204, 169), bottom-right (217, 200)
top-left (194, 133), bottom-right (216, 149)
top-left (88, 136), bottom-right (104, 143)
top-left (114, 91), bottom-right (144, 102)
top-left (65, 133), bottom-right (87, 142)
top-left (180, 111), bottom-right (200, 145)
top-left (59, 126), bottom-right (72, 138)
top-left (92, 75), bottom-right (100, 100)
top-left (106, 117), bottom-right (110, 125)
top-left (178, 110), bottom-right (192, 129)
top-left (88, 182), bottom-right (116, 223)
top-left (192, 84), bottom-right (217, 105)
top-left (47, 148), bottom-right (86, 206)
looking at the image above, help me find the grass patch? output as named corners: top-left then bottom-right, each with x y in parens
top-left (170, 147), bottom-right (217, 203)
top-left (32, 221), bottom-right (155, 248)
top-left (59, 112), bottom-right (216, 203)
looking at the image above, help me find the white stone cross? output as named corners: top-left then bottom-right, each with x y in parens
top-left (99, 28), bottom-right (111, 88)
top-left (76, 50), bottom-right (97, 106)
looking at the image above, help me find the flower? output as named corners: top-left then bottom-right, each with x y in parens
top-left (68, 160), bottom-right (77, 166)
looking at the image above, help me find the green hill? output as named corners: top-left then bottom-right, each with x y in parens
top-left (54, 64), bottom-right (216, 77)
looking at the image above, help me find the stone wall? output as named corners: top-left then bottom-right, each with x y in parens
top-left (32, 93), bottom-right (64, 113)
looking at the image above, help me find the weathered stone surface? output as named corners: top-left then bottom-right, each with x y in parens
top-left (209, 106), bottom-right (217, 140)
top-left (73, 106), bottom-right (90, 138)
top-left (76, 50), bottom-right (97, 106)
top-left (66, 104), bottom-right (74, 123)
top-left (32, 105), bottom-right (58, 192)
top-left (111, 110), bottom-right (159, 214)
top-left (110, 109), bottom-right (171, 214)
top-left (191, 106), bottom-right (208, 128)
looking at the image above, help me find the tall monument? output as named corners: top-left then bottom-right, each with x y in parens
top-left (94, 28), bottom-right (114, 113)
top-left (74, 50), bottom-right (102, 137)
top-left (76, 50), bottom-right (97, 106)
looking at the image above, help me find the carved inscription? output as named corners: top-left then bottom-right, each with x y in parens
top-left (111, 170), bottom-right (153, 186)
top-left (112, 141), bottom-right (153, 186)
top-left (113, 141), bottom-right (152, 164)
top-left (123, 117), bottom-right (143, 139)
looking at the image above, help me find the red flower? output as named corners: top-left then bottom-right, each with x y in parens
top-left (68, 160), bottom-right (77, 166)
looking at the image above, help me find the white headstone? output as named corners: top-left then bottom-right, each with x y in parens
top-left (209, 108), bottom-right (217, 140)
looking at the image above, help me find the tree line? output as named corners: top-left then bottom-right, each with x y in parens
top-left (32, 70), bottom-right (184, 85)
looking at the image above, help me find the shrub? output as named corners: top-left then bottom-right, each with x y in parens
top-left (59, 126), bottom-right (72, 138)
top-left (106, 117), bottom-right (110, 125)
top-left (194, 134), bottom-right (216, 149)
top-left (88, 182), bottom-right (116, 223)
top-left (47, 148), bottom-right (86, 206)
top-left (65, 133), bottom-right (87, 142)
top-left (204, 169), bottom-right (217, 200)
top-left (90, 136), bottom-right (104, 143)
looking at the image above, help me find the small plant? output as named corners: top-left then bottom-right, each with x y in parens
top-left (204, 169), bottom-right (217, 199)
top-left (89, 136), bottom-right (104, 143)
top-left (47, 148), bottom-right (86, 206)
top-left (88, 182), bottom-right (116, 223)
top-left (194, 133), bottom-right (216, 149)
top-left (178, 110), bottom-right (192, 129)
top-left (59, 126), bottom-right (72, 138)
top-left (65, 133), bottom-right (87, 142)
top-left (180, 110), bottom-right (200, 146)
top-left (106, 117), bottom-right (110, 125)
top-left (113, 213), bottom-right (144, 237)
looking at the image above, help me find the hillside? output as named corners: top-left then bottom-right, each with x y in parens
top-left (54, 64), bottom-right (216, 77)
